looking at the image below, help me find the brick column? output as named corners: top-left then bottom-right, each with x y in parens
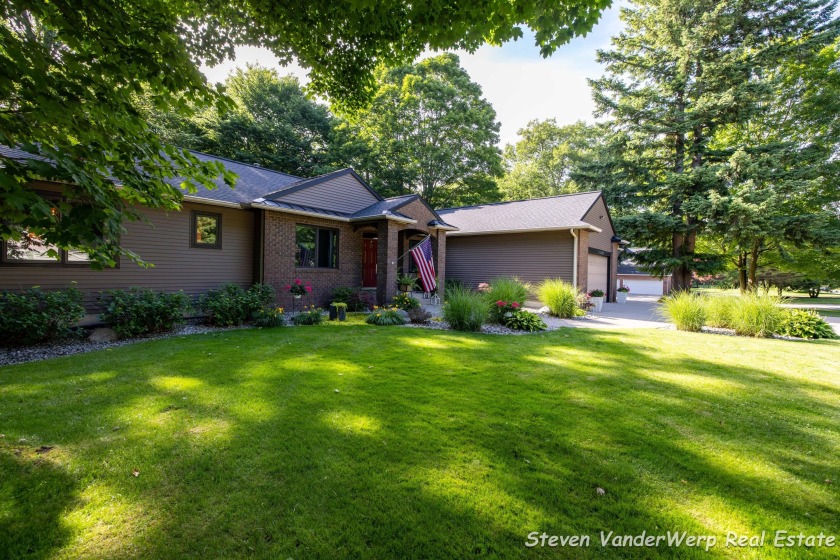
top-left (576, 230), bottom-right (589, 293)
top-left (609, 241), bottom-right (620, 302)
top-left (432, 232), bottom-right (446, 292)
top-left (377, 220), bottom-right (398, 305)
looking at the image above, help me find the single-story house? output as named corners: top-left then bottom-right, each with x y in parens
top-left (438, 192), bottom-right (622, 301)
top-left (617, 260), bottom-right (672, 295)
top-left (0, 147), bottom-right (456, 317)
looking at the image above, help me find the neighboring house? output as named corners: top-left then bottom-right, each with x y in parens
top-left (617, 260), bottom-right (673, 296)
top-left (0, 147), bottom-right (456, 317)
top-left (438, 192), bottom-right (622, 301)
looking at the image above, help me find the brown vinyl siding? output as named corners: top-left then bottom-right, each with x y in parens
top-left (446, 231), bottom-right (575, 288)
top-left (0, 201), bottom-right (254, 310)
top-left (274, 174), bottom-right (379, 213)
top-left (583, 197), bottom-right (615, 253)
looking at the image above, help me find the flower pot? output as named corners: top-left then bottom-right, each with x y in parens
top-left (329, 306), bottom-right (338, 320)
top-left (590, 296), bottom-right (604, 312)
top-left (399, 284), bottom-right (412, 293)
top-left (293, 294), bottom-right (302, 299)
top-left (616, 292), bottom-right (628, 304)
top-left (338, 308), bottom-right (346, 321)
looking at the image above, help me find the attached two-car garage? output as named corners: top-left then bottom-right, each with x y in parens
top-left (438, 191), bottom-right (620, 300)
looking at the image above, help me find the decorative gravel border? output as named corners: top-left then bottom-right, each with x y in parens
top-left (0, 323), bottom-right (252, 367)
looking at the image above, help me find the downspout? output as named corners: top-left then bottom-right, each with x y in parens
top-left (571, 229), bottom-right (578, 289)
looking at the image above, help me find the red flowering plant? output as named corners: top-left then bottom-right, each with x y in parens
top-left (490, 300), bottom-right (520, 324)
top-left (286, 279), bottom-right (312, 297)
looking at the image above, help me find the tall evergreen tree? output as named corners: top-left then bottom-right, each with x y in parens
top-left (590, 0), bottom-right (839, 291)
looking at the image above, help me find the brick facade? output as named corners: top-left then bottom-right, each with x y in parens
top-left (575, 229), bottom-right (590, 293)
top-left (262, 212), bottom-right (365, 310)
top-left (262, 201), bottom-right (447, 308)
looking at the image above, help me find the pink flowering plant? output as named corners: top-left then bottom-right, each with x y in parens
top-left (286, 279), bottom-right (312, 297)
top-left (490, 299), bottom-right (520, 323)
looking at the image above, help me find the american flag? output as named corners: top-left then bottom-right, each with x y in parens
top-left (410, 236), bottom-right (437, 292)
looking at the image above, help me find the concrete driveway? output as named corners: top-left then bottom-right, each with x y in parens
top-left (534, 295), bottom-right (670, 330)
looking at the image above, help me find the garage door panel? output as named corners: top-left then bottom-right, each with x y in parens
top-left (622, 279), bottom-right (663, 295)
top-left (587, 255), bottom-right (609, 295)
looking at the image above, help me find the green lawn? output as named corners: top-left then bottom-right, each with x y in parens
top-left (1, 321), bottom-right (839, 559)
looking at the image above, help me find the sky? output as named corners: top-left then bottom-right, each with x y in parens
top-left (200, 3), bottom-right (626, 147)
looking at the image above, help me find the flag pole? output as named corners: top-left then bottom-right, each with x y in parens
top-left (394, 234), bottom-right (432, 264)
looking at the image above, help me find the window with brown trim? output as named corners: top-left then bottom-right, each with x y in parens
top-left (295, 225), bottom-right (338, 268)
top-left (191, 211), bottom-right (222, 249)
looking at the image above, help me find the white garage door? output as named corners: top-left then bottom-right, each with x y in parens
top-left (587, 255), bottom-right (609, 295)
top-left (622, 278), bottom-right (664, 295)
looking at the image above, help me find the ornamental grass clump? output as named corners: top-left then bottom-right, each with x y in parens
top-left (703, 295), bottom-right (736, 329)
top-left (485, 277), bottom-right (530, 306)
top-left (661, 291), bottom-right (706, 332)
top-left (442, 286), bottom-right (488, 331)
top-left (536, 279), bottom-right (581, 318)
top-left (729, 293), bottom-right (784, 337)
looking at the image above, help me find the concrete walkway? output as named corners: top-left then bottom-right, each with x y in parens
top-left (420, 294), bottom-right (669, 330)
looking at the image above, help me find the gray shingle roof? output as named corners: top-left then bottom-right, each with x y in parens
top-left (172, 151), bottom-right (302, 204)
top-left (1, 145), bottom-right (303, 205)
top-left (438, 191), bottom-right (604, 235)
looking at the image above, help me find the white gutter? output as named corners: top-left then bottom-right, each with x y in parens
top-left (571, 229), bottom-right (578, 289)
top-left (446, 224), bottom-right (602, 237)
top-left (182, 195), bottom-right (245, 209)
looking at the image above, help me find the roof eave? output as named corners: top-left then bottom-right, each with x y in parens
top-left (447, 224), bottom-right (601, 237)
top-left (250, 201), bottom-right (352, 222)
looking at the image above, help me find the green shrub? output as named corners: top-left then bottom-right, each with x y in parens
top-left (331, 287), bottom-right (375, 311)
top-left (365, 307), bottom-right (407, 326)
top-left (778, 309), bottom-right (836, 339)
top-left (291, 306), bottom-right (324, 326)
top-left (503, 310), bottom-right (547, 332)
top-left (704, 296), bottom-right (736, 329)
top-left (537, 279), bottom-right (582, 318)
top-left (252, 307), bottom-right (286, 328)
top-left (198, 283), bottom-right (274, 327)
top-left (407, 307), bottom-right (432, 324)
top-left (485, 277), bottom-right (530, 306)
top-left (729, 294), bottom-right (784, 337)
top-left (392, 293), bottom-right (421, 311)
top-left (661, 291), bottom-right (706, 332)
top-left (397, 274), bottom-right (417, 290)
top-left (99, 288), bottom-right (191, 338)
top-left (442, 286), bottom-right (488, 331)
top-left (0, 284), bottom-right (85, 346)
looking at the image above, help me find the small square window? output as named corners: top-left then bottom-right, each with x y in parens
top-left (191, 212), bottom-right (222, 249)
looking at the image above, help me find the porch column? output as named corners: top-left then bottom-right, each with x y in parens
top-left (576, 230), bottom-right (590, 293)
top-left (376, 220), bottom-right (398, 305)
top-left (432, 232), bottom-right (446, 292)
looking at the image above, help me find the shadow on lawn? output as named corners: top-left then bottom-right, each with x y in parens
top-left (0, 326), bottom-right (838, 559)
top-left (0, 450), bottom-right (78, 560)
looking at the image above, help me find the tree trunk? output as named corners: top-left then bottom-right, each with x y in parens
top-left (737, 252), bottom-right (748, 293)
top-left (747, 241), bottom-right (760, 292)
top-left (671, 229), bottom-right (696, 292)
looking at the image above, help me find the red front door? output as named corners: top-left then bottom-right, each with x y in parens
top-left (362, 238), bottom-right (378, 288)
